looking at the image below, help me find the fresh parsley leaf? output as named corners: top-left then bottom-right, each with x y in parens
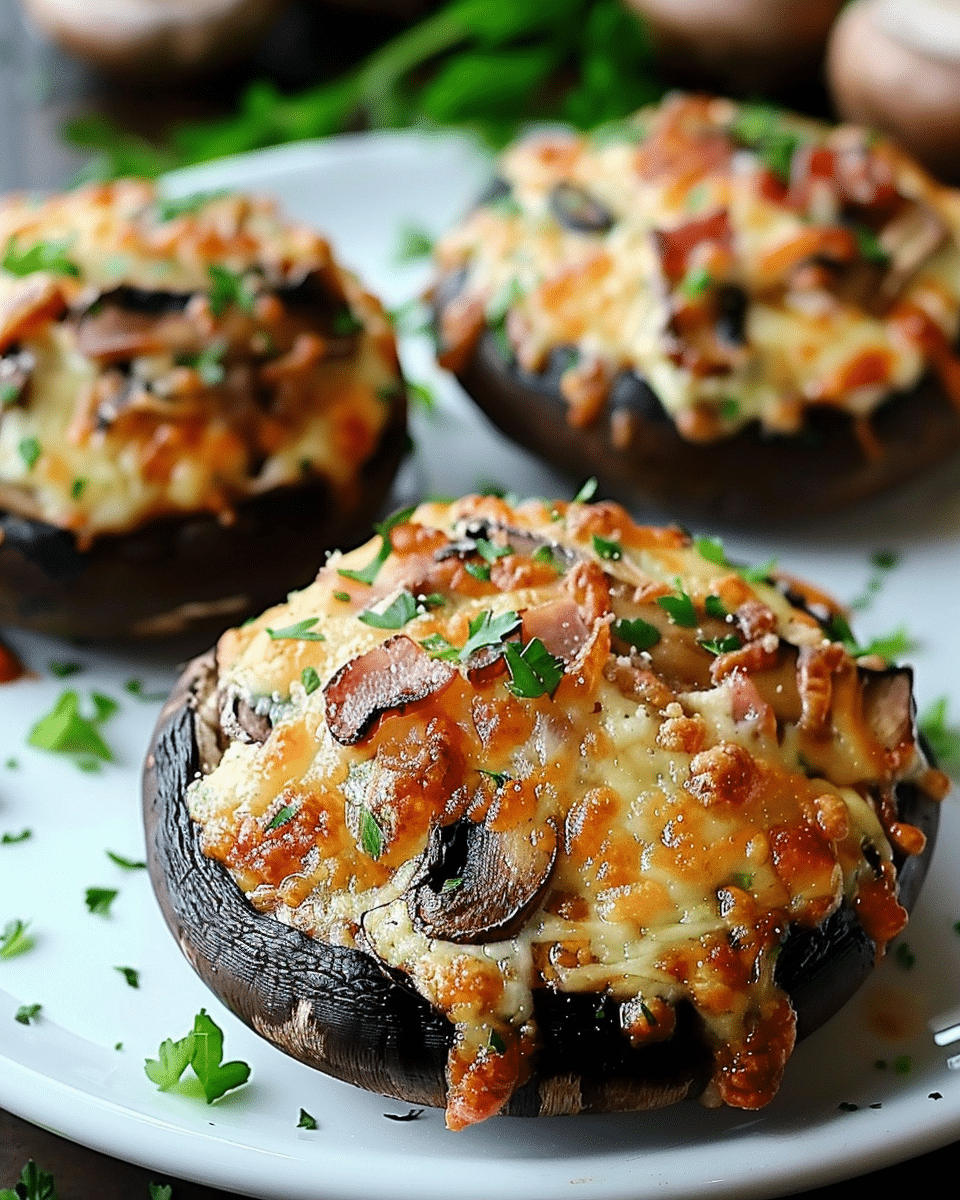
top-left (488, 1029), bottom-right (507, 1053)
top-left (460, 609), bottom-right (521, 660)
top-left (678, 265), bottom-right (711, 298)
top-left (48, 660), bottom-right (81, 678)
top-left (266, 804), bottom-right (298, 832)
top-left (693, 537), bottom-right (728, 567)
top-left (919, 696), bottom-right (960, 773)
top-left (573, 477), bottom-right (598, 503)
top-left (853, 222), bottom-right (889, 266)
top-left (740, 557), bottom-right (777, 584)
top-left (300, 666), bottom-right (321, 695)
top-left (18, 438), bottom-right (40, 471)
top-left (533, 545), bottom-right (560, 569)
top-left (28, 690), bottom-right (116, 764)
top-left (177, 342), bottom-right (226, 386)
top-left (407, 380), bottom-right (438, 414)
top-left (395, 222), bottom-right (434, 263)
top-left (338, 504), bottom-right (416, 586)
top-left (893, 941), bottom-right (915, 970)
top-left (656, 585), bottom-right (697, 627)
top-left (475, 537), bottom-right (511, 564)
top-left (0, 381), bottom-right (21, 407)
top-left (718, 397), bottom-right (740, 421)
top-left (441, 876), bottom-right (464, 892)
top-left (115, 965), bottom-right (140, 988)
top-left (359, 807), bottom-right (385, 859)
top-left (155, 189), bottom-right (228, 221)
top-left (478, 767), bottom-right (511, 787)
top-left (2, 236), bottom-right (79, 278)
top-left (613, 617), bottom-right (660, 652)
top-left (124, 678), bottom-right (167, 702)
top-left (297, 1108), bottom-right (318, 1130)
top-left (699, 634), bottom-right (741, 655)
top-left (503, 638), bottom-right (564, 698)
top-left (420, 632), bottom-right (459, 661)
top-left (592, 534), bottom-right (622, 561)
top-left (266, 617), bottom-right (325, 641)
top-left (704, 594), bottom-right (728, 618)
top-left (358, 590), bottom-right (419, 629)
top-left (729, 103), bottom-right (800, 183)
top-left (0, 1160), bottom-right (59, 1200)
top-left (856, 627), bottom-right (914, 662)
top-left (148, 1184), bottom-right (173, 1200)
top-left (190, 1009), bottom-right (251, 1102)
top-left (106, 850), bottom-right (146, 870)
top-left (85, 887), bottom-right (118, 916)
top-left (91, 692), bottom-right (119, 722)
top-left (2, 829), bottom-right (31, 845)
top-left (144, 1031), bottom-right (196, 1091)
top-left (0, 919), bottom-right (34, 959)
top-left (464, 560), bottom-right (491, 581)
top-left (15, 1003), bottom-right (41, 1025)
top-left (207, 264), bottom-right (256, 316)
top-left (333, 591), bottom-right (351, 602)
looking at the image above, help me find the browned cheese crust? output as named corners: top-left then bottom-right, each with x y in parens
top-left (144, 494), bottom-right (945, 1128)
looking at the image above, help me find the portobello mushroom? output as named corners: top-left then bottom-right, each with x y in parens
top-left (144, 493), bottom-right (945, 1128)
top-left (0, 180), bottom-right (408, 641)
top-left (432, 94), bottom-right (960, 523)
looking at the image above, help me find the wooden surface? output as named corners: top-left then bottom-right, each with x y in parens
top-left (0, 0), bottom-right (957, 1193)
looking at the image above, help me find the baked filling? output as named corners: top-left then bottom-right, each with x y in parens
top-left (186, 493), bottom-right (945, 1129)
top-left (434, 94), bottom-right (960, 445)
top-left (0, 180), bottom-right (402, 540)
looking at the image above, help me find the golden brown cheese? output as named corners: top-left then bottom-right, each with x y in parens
top-left (0, 180), bottom-right (401, 538)
top-left (187, 494), bottom-right (940, 1129)
top-left (434, 94), bottom-right (960, 442)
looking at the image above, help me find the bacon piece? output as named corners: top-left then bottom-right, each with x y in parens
top-left (796, 642), bottom-right (848, 733)
top-left (686, 742), bottom-right (757, 807)
top-left (324, 635), bottom-right (457, 746)
top-left (735, 600), bottom-right (778, 643)
top-left (0, 277), bottom-right (67, 354)
top-left (522, 597), bottom-right (591, 665)
top-left (651, 210), bottom-right (732, 285)
top-left (710, 637), bottom-right (781, 684)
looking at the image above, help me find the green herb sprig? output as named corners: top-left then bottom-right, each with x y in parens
top-left (145, 1009), bottom-right (250, 1103)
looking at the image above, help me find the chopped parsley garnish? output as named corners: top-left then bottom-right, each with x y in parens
top-left (2, 829), bottom-right (31, 845)
top-left (0, 381), bottom-right (20, 407)
top-left (70, 478), bottom-right (86, 501)
top-left (359, 807), bottom-right (386, 860)
top-left (729, 103), bottom-right (800, 183)
top-left (718, 397), bottom-right (740, 421)
top-left (441, 876), bottom-right (464, 893)
top-left (573, 477), bottom-right (598, 503)
top-left (14, 1003), bottom-right (41, 1025)
top-left (919, 697), bottom-right (960, 773)
top-left (464, 561), bottom-right (491, 581)
top-left (28, 690), bottom-right (116, 766)
top-left (338, 504), bottom-right (416, 586)
top-left (592, 534), bottom-right (622, 560)
top-left (894, 941), bottom-right (915, 970)
top-left (266, 617), bottom-right (326, 641)
top-left (48, 660), bottom-right (81, 678)
top-left (145, 1009), bottom-right (250, 1103)
top-left (85, 887), bottom-right (118, 916)
top-left (420, 632), bottom-right (460, 661)
top-left (114, 966), bottom-right (140, 988)
top-left (533, 545), bottom-right (561, 569)
top-left (5, 758), bottom-right (17, 769)
top-left (149, 1185), bottom-right (173, 1200)
top-left (300, 666), bottom-right (321, 695)
top-left (488, 1029), bottom-right (507, 1054)
top-left (678, 265), bottom-right (712, 298)
top-left (475, 537), bottom-right (511, 564)
top-left (155, 189), bottom-right (228, 222)
top-left (408, 380), bottom-right (438, 413)
top-left (266, 804), bottom-right (298, 832)
top-left (478, 768), bottom-right (511, 787)
top-left (851, 548), bottom-right (900, 611)
top-left (856, 627), bottom-right (914, 662)
top-left (503, 638), bottom-right (564, 699)
top-left (704, 594), bottom-right (728, 618)
top-left (106, 850), bottom-right (146, 870)
top-left (18, 438), bottom-right (41, 471)
top-left (297, 1108), bottom-right (319, 1130)
top-left (694, 537), bottom-right (728, 566)
top-left (123, 679), bottom-right (167, 702)
top-left (207, 264), bottom-right (256, 316)
top-left (358, 590), bottom-right (419, 629)
top-left (333, 591), bottom-right (351, 602)
top-left (332, 308), bottom-right (363, 336)
top-left (699, 634), bottom-right (741, 656)
top-left (177, 342), bottom-right (226, 386)
top-left (0, 1159), bottom-right (59, 1200)
top-left (0, 918), bottom-right (34, 959)
top-left (740, 557), bottom-right (777, 584)
top-left (656, 584), bottom-right (697, 627)
top-left (613, 617), bottom-right (660, 652)
top-left (460, 609), bottom-right (521, 660)
top-left (853, 222), bottom-right (889, 266)
top-left (2, 236), bottom-right (80, 278)
top-left (894, 1054), bottom-right (912, 1075)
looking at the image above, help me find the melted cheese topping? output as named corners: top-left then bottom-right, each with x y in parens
top-left (434, 94), bottom-right (960, 441)
top-left (0, 180), bottom-right (402, 537)
top-left (188, 494), bottom-right (940, 1128)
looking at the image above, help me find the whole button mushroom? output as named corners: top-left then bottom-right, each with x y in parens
top-left (624, 0), bottom-right (845, 93)
top-left (829, 0), bottom-right (960, 184)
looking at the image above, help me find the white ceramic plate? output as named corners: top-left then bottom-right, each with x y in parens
top-left (1, 132), bottom-right (959, 1200)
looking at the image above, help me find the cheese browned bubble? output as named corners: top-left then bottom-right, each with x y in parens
top-left (0, 181), bottom-right (401, 540)
top-left (434, 94), bottom-right (960, 444)
top-left (187, 494), bottom-right (944, 1129)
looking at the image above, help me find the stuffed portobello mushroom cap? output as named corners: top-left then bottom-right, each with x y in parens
top-left (433, 94), bottom-right (960, 524)
top-left (144, 493), bottom-right (945, 1129)
top-left (0, 180), bottom-right (407, 641)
